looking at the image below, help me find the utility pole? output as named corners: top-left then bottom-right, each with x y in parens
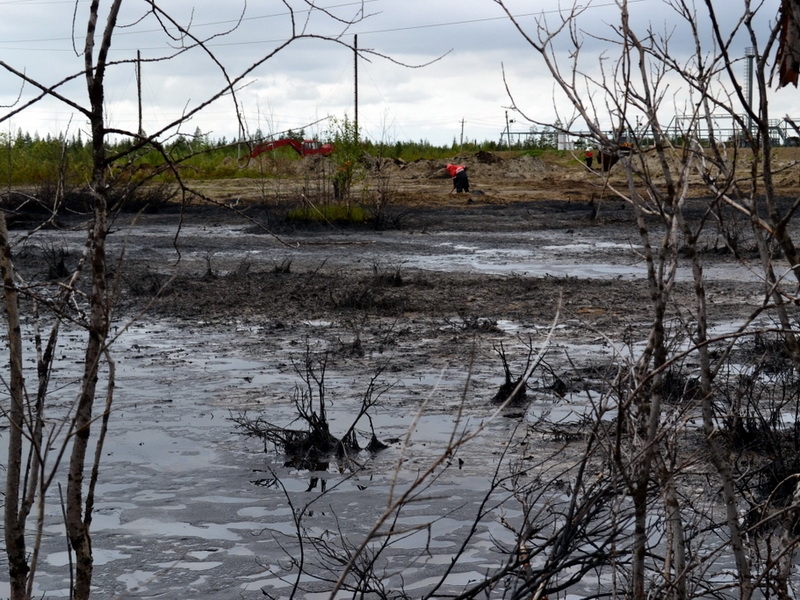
top-left (504, 111), bottom-right (515, 148)
top-left (460, 118), bottom-right (465, 149)
top-left (354, 34), bottom-right (359, 144)
top-left (136, 50), bottom-right (144, 137)
top-left (744, 46), bottom-right (756, 138)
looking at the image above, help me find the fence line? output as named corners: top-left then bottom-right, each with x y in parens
top-left (499, 115), bottom-right (800, 149)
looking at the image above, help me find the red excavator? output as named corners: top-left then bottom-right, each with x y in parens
top-left (250, 138), bottom-right (334, 159)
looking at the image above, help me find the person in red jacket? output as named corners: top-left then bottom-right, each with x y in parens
top-left (445, 163), bottom-right (470, 193)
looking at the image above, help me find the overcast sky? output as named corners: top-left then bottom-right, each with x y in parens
top-left (0, 0), bottom-right (789, 146)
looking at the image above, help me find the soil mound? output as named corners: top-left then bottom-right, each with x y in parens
top-left (475, 150), bottom-right (502, 164)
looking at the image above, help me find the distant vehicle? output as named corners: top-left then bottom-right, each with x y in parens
top-left (250, 138), bottom-right (334, 159)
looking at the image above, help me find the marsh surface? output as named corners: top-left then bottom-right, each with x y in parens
top-left (1, 188), bottom-right (777, 598)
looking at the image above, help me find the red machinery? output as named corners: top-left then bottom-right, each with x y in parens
top-left (250, 138), bottom-right (334, 159)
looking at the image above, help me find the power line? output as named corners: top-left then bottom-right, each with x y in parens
top-left (0, 0), bottom-right (80, 4)
top-left (0, 0), bottom-right (380, 45)
top-left (0, 0), bottom-right (646, 52)
top-left (350, 0), bottom-right (647, 37)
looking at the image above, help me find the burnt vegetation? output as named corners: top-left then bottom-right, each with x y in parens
top-left (231, 346), bottom-right (392, 471)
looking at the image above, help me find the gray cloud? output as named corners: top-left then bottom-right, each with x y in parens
top-left (0, 0), bottom-right (790, 146)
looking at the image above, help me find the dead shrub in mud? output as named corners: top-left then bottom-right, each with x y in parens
top-left (371, 262), bottom-right (404, 287)
top-left (718, 366), bottom-right (800, 531)
top-left (363, 169), bottom-right (410, 230)
top-left (231, 344), bottom-right (391, 470)
top-left (9, 242), bottom-right (81, 286)
top-left (746, 330), bottom-right (795, 374)
top-left (330, 282), bottom-right (377, 311)
top-left (527, 412), bottom-right (596, 443)
top-left (329, 264), bottom-right (407, 312)
top-left (41, 242), bottom-right (70, 280)
top-left (333, 315), bottom-right (396, 358)
top-left (273, 257), bottom-right (292, 273)
top-left (491, 339), bottom-right (548, 406)
top-left (661, 367), bottom-right (702, 405)
top-left (124, 269), bottom-right (173, 298)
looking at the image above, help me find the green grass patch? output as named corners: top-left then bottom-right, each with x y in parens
top-left (0, 128), bottom-right (575, 187)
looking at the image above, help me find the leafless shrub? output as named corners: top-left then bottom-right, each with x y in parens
top-left (372, 262), bottom-right (404, 287)
top-left (711, 363), bottom-right (800, 543)
top-left (711, 202), bottom-right (758, 258)
top-left (487, 0), bottom-right (800, 592)
top-left (266, 405), bottom-right (627, 599)
top-left (329, 269), bottom-right (407, 312)
top-left (273, 257), bottom-right (292, 273)
top-left (232, 344), bottom-right (391, 470)
top-left (528, 412), bottom-right (596, 442)
top-left (41, 243), bottom-right (70, 280)
top-left (331, 282), bottom-right (376, 311)
top-left (492, 340), bottom-right (535, 405)
top-left (124, 269), bottom-right (170, 297)
top-left (536, 359), bottom-right (570, 398)
top-left (749, 331), bottom-right (795, 375)
top-left (201, 252), bottom-right (217, 280)
top-left (336, 327), bottom-right (364, 357)
top-left (363, 162), bottom-right (408, 230)
top-left (661, 367), bottom-right (702, 405)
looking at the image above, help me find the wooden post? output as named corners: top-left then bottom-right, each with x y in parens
top-left (136, 50), bottom-right (143, 137)
top-left (354, 34), bottom-right (358, 144)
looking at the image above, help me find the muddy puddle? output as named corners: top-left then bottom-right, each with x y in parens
top-left (100, 217), bottom-right (765, 283)
top-left (3, 320), bottom-right (546, 598)
top-left (0, 207), bottom-right (776, 598)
